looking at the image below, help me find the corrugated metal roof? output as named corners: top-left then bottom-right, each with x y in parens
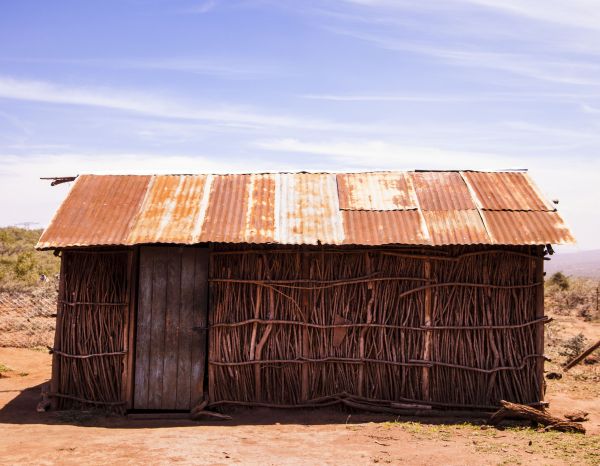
top-left (275, 173), bottom-right (345, 245)
top-left (342, 210), bottom-right (427, 245)
top-left (36, 171), bottom-right (575, 249)
top-left (422, 210), bottom-right (489, 246)
top-left (462, 171), bottom-right (554, 211)
top-left (128, 175), bottom-right (209, 244)
top-left (411, 172), bottom-right (476, 211)
top-left (337, 172), bottom-right (416, 210)
top-left (482, 210), bottom-right (574, 245)
top-left (38, 175), bottom-right (151, 249)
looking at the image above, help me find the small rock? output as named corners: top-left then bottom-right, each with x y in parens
top-left (564, 410), bottom-right (589, 422)
top-left (584, 355), bottom-right (598, 365)
top-left (545, 372), bottom-right (562, 380)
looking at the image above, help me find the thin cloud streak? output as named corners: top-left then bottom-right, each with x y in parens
top-left (0, 75), bottom-right (390, 133)
top-left (254, 138), bottom-right (517, 170)
top-left (302, 92), bottom-right (600, 103)
top-left (340, 0), bottom-right (600, 31)
top-left (327, 28), bottom-right (600, 87)
top-left (0, 56), bottom-right (281, 78)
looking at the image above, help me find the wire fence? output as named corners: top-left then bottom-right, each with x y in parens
top-left (0, 291), bottom-right (57, 348)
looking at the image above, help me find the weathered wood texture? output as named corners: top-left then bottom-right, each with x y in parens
top-left (208, 245), bottom-right (545, 409)
top-left (134, 247), bottom-right (208, 410)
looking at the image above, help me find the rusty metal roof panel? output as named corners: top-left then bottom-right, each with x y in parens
top-left (275, 173), bottom-right (345, 245)
top-left (422, 210), bottom-right (490, 246)
top-left (411, 172), bottom-right (476, 211)
top-left (128, 175), bottom-right (209, 244)
top-left (482, 210), bottom-right (575, 245)
top-left (245, 173), bottom-right (277, 244)
top-left (461, 171), bottom-right (554, 211)
top-left (37, 171), bottom-right (575, 249)
top-left (337, 172), bottom-right (417, 210)
top-left (342, 210), bottom-right (428, 245)
top-left (36, 175), bottom-right (151, 249)
top-left (199, 174), bottom-right (250, 243)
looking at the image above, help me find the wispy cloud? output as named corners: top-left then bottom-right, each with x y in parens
top-left (0, 56), bottom-right (280, 79)
top-left (254, 138), bottom-right (514, 170)
top-left (0, 75), bottom-right (384, 133)
top-left (340, 0), bottom-right (600, 30)
top-left (185, 0), bottom-right (219, 14)
top-left (302, 92), bottom-right (600, 103)
top-left (328, 28), bottom-right (600, 87)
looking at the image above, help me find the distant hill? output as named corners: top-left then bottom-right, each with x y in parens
top-left (545, 249), bottom-right (600, 279)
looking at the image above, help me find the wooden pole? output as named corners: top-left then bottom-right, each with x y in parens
top-left (563, 339), bottom-right (600, 371)
top-left (358, 252), bottom-right (374, 397)
top-left (50, 252), bottom-right (65, 410)
top-left (422, 259), bottom-right (432, 401)
top-left (534, 246), bottom-right (545, 402)
top-left (301, 250), bottom-right (310, 401)
top-left (124, 247), bottom-right (138, 409)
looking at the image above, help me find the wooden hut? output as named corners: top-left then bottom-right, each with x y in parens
top-left (36, 171), bottom-right (574, 414)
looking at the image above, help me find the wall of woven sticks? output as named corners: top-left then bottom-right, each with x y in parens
top-left (50, 243), bottom-right (545, 413)
top-left (208, 244), bottom-right (546, 411)
top-left (50, 250), bottom-right (131, 412)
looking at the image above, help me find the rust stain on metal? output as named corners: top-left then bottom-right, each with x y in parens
top-left (422, 210), bottom-right (490, 245)
top-left (37, 175), bottom-right (151, 249)
top-left (245, 174), bottom-right (276, 244)
top-left (128, 175), bottom-right (208, 244)
top-left (276, 173), bottom-right (344, 245)
top-left (482, 210), bottom-right (575, 245)
top-left (36, 171), bottom-right (575, 249)
top-left (337, 172), bottom-right (416, 210)
top-left (199, 175), bottom-right (250, 243)
top-left (462, 171), bottom-right (554, 211)
top-left (411, 172), bottom-right (476, 211)
top-left (342, 210), bottom-right (426, 245)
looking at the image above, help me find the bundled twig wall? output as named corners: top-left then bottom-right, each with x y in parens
top-left (208, 245), bottom-right (545, 410)
top-left (51, 250), bottom-right (130, 412)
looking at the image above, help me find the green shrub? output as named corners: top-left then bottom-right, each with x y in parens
top-left (548, 271), bottom-right (570, 290)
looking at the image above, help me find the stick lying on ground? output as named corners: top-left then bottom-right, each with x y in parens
top-left (490, 400), bottom-right (586, 434)
top-left (190, 398), bottom-right (232, 421)
top-left (563, 339), bottom-right (600, 372)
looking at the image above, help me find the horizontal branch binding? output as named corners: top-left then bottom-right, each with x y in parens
top-left (210, 248), bottom-right (542, 261)
top-left (210, 316), bottom-right (550, 331)
top-left (209, 274), bottom-right (433, 290)
top-left (210, 278), bottom-right (541, 293)
top-left (408, 354), bottom-right (546, 374)
top-left (209, 354), bottom-right (545, 372)
top-left (208, 392), bottom-right (549, 412)
top-left (58, 300), bottom-right (128, 307)
top-left (209, 357), bottom-right (430, 367)
top-left (49, 392), bottom-right (126, 405)
top-left (48, 347), bottom-right (127, 359)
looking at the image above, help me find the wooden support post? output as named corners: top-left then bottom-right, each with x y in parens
top-left (301, 250), bottom-right (310, 401)
top-left (534, 246), bottom-right (545, 401)
top-left (358, 252), bottom-right (374, 397)
top-left (123, 247), bottom-right (138, 410)
top-left (50, 252), bottom-right (65, 410)
top-left (254, 254), bottom-right (274, 402)
top-left (422, 259), bottom-right (432, 401)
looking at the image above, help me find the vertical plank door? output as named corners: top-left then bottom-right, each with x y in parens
top-left (134, 246), bottom-right (208, 410)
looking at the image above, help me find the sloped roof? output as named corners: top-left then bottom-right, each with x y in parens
top-left (36, 171), bottom-right (575, 249)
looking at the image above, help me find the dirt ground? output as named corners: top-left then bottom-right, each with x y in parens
top-left (1, 343), bottom-right (599, 466)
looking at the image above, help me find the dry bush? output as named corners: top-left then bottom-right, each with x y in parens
top-left (545, 275), bottom-right (599, 322)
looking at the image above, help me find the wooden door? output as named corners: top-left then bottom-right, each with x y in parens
top-left (134, 246), bottom-right (208, 410)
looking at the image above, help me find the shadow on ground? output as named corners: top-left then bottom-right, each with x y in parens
top-left (0, 379), bottom-right (491, 429)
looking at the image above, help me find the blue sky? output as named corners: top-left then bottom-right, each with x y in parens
top-left (0, 0), bottom-right (598, 250)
